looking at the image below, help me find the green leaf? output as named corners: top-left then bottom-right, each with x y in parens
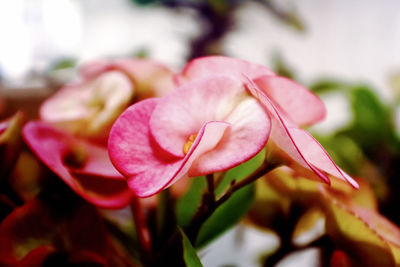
top-left (215, 149), bottom-right (265, 196)
top-left (195, 183), bottom-right (255, 248)
top-left (130, 47), bottom-right (149, 59)
top-left (180, 228), bottom-right (203, 267)
top-left (345, 86), bottom-right (392, 148)
top-left (49, 57), bottom-right (76, 71)
top-left (261, 1), bottom-right (305, 32)
top-left (351, 87), bottom-right (388, 131)
top-left (129, 0), bottom-right (159, 5)
top-left (272, 53), bottom-right (296, 80)
top-left (309, 79), bottom-right (349, 94)
top-left (176, 177), bottom-right (206, 228)
top-left (152, 228), bottom-right (203, 266)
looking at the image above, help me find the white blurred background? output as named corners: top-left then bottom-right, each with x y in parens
top-left (1, 0), bottom-right (399, 95)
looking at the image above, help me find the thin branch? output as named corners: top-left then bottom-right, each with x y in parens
top-left (185, 162), bottom-right (278, 243)
top-left (215, 162), bottom-right (277, 206)
top-left (254, 0), bottom-right (305, 32)
top-left (206, 174), bottom-right (216, 202)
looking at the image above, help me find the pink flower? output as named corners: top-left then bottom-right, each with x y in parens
top-left (81, 58), bottom-right (176, 99)
top-left (35, 58), bottom-right (176, 204)
top-left (23, 121), bottom-right (133, 208)
top-left (177, 56), bottom-right (358, 188)
top-left (40, 58), bottom-right (175, 141)
top-left (108, 75), bottom-right (271, 197)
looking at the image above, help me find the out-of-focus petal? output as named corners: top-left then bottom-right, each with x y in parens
top-left (112, 59), bottom-right (176, 97)
top-left (81, 58), bottom-right (176, 98)
top-left (70, 143), bottom-right (121, 178)
top-left (320, 186), bottom-right (400, 265)
top-left (18, 246), bottom-right (57, 267)
top-left (176, 55), bottom-right (275, 85)
top-left (0, 198), bottom-right (120, 265)
top-left (0, 112), bottom-right (24, 178)
top-left (40, 71), bottom-right (134, 138)
top-left (23, 122), bottom-right (132, 208)
top-left (79, 60), bottom-right (110, 80)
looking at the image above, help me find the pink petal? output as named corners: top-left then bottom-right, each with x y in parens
top-left (254, 75), bottom-right (326, 126)
top-left (109, 98), bottom-right (257, 197)
top-left (81, 58), bottom-right (175, 98)
top-left (69, 143), bottom-right (122, 178)
top-left (189, 97), bottom-right (271, 176)
top-left (288, 127), bottom-right (358, 188)
top-left (149, 75), bottom-right (269, 158)
top-left (112, 59), bottom-right (175, 96)
top-left (23, 121), bottom-right (132, 208)
top-left (108, 98), bottom-right (183, 197)
top-left (245, 77), bottom-right (358, 188)
top-left (80, 60), bottom-right (110, 80)
top-left (350, 206), bottom-right (400, 248)
top-left (320, 187), bottom-right (400, 247)
top-left (177, 56), bottom-right (275, 84)
top-left (40, 83), bottom-right (93, 123)
top-left (169, 120), bottom-right (231, 186)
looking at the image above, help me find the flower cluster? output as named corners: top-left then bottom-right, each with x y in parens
top-left (23, 58), bottom-right (176, 208)
top-left (5, 55), bottom-right (384, 266)
top-left (109, 56), bottom-right (358, 198)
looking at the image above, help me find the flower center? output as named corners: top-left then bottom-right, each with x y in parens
top-left (88, 97), bottom-right (105, 110)
top-left (183, 134), bottom-right (197, 155)
top-left (62, 145), bottom-right (87, 169)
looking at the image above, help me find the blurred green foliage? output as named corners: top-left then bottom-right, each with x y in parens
top-left (309, 77), bottom-right (400, 224)
top-left (49, 57), bottom-right (77, 71)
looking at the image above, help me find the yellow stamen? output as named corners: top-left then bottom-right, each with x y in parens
top-left (183, 134), bottom-right (197, 154)
top-left (88, 97), bottom-right (105, 110)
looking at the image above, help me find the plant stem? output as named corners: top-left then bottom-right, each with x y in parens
top-left (206, 174), bottom-right (215, 202)
top-left (185, 162), bottom-right (278, 244)
top-left (156, 188), bottom-right (177, 246)
top-left (263, 205), bottom-right (302, 267)
top-left (130, 197), bottom-right (152, 255)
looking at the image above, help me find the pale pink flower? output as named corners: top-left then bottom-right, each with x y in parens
top-left (40, 70), bottom-right (134, 140)
top-left (80, 58), bottom-right (176, 98)
top-left (177, 56), bottom-right (358, 188)
top-left (23, 121), bottom-right (133, 208)
top-left (40, 58), bottom-right (175, 141)
top-left (108, 75), bottom-right (271, 197)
